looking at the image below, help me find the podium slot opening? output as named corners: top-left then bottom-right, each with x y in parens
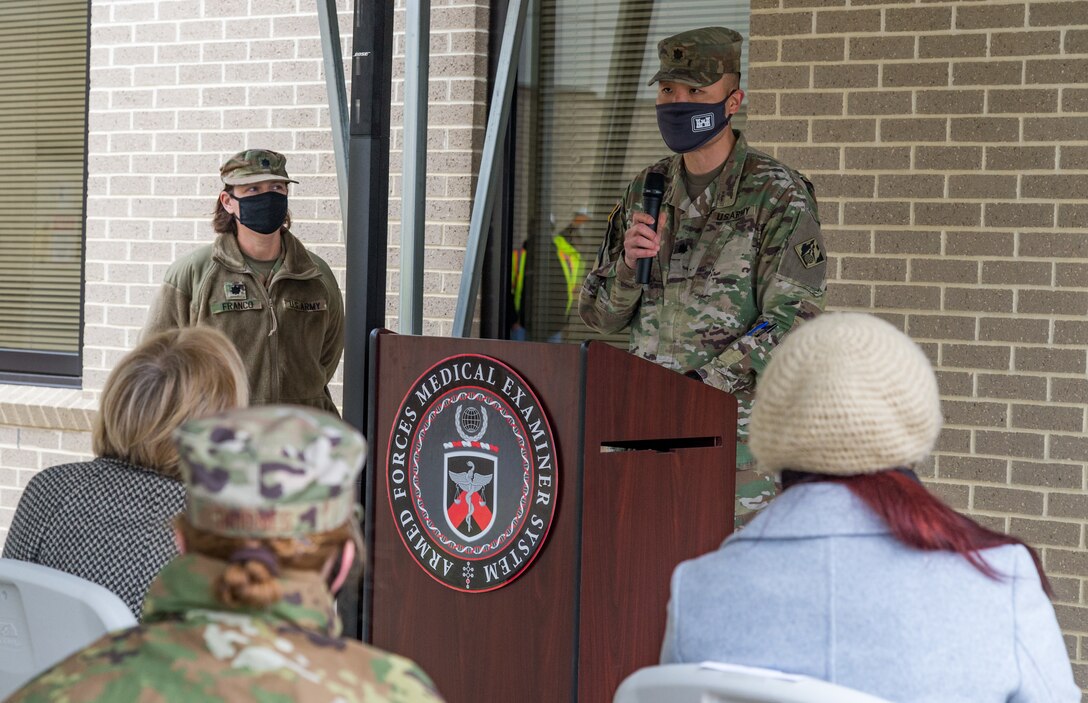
top-left (600, 436), bottom-right (722, 453)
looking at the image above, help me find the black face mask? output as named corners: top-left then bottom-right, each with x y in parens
top-left (655, 89), bottom-right (737, 154)
top-left (230, 190), bottom-right (288, 235)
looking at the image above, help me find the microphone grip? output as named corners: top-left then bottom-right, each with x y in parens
top-left (637, 196), bottom-right (662, 285)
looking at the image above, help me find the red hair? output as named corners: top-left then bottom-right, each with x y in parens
top-left (784, 470), bottom-right (1052, 597)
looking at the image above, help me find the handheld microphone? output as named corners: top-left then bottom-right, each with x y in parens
top-left (637, 172), bottom-right (666, 285)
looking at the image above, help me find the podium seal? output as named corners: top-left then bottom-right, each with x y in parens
top-left (386, 354), bottom-right (558, 592)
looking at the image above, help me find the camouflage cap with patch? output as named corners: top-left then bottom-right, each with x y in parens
top-left (220, 149), bottom-right (300, 186)
top-left (176, 406), bottom-right (366, 538)
top-left (648, 26), bottom-right (743, 87)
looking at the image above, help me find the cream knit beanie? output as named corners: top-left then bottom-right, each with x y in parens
top-left (749, 312), bottom-right (943, 475)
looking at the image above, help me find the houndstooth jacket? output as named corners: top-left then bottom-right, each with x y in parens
top-left (2, 456), bottom-right (184, 619)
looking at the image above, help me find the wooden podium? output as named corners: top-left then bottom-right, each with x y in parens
top-left (364, 332), bottom-right (736, 702)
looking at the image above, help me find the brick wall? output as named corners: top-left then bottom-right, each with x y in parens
top-left (749, 0), bottom-right (1088, 688)
top-left (0, 0), bottom-right (490, 547)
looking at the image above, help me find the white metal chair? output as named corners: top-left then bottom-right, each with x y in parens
top-left (614, 663), bottom-right (894, 703)
top-left (0, 558), bottom-right (137, 700)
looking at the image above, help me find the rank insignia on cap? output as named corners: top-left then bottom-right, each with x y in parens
top-left (224, 281), bottom-right (247, 299)
top-left (260, 158), bottom-right (270, 168)
top-left (794, 238), bottom-right (826, 270)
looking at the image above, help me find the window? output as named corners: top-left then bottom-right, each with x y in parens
top-left (0, 0), bottom-right (90, 386)
top-left (500, 0), bottom-right (749, 344)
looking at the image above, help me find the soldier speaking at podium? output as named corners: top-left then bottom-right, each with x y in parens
top-left (579, 27), bottom-right (827, 526)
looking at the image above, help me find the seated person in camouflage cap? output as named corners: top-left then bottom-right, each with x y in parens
top-left (4, 327), bottom-right (248, 619)
top-left (144, 149), bottom-right (344, 415)
top-left (579, 27), bottom-right (827, 527)
top-left (10, 406), bottom-right (444, 703)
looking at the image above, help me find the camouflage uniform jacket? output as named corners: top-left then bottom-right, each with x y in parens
top-left (144, 229), bottom-right (343, 414)
top-left (10, 554), bottom-right (444, 703)
top-left (580, 133), bottom-right (826, 519)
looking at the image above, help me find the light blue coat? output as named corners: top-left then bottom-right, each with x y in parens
top-left (661, 482), bottom-right (1080, 702)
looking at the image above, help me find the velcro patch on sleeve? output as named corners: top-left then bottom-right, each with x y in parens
top-left (777, 212), bottom-right (827, 291)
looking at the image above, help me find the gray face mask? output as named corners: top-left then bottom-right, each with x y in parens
top-left (655, 89), bottom-right (736, 154)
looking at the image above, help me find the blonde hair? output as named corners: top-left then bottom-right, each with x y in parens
top-left (176, 518), bottom-right (363, 608)
top-left (93, 327), bottom-right (248, 478)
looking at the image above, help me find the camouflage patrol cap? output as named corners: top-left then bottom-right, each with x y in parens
top-left (220, 149), bottom-right (300, 186)
top-left (176, 406), bottom-right (366, 538)
top-left (649, 26), bottom-right (743, 87)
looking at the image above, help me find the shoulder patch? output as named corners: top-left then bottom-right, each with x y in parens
top-left (793, 237), bottom-right (825, 269)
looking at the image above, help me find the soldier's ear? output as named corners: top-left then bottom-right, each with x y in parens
top-left (173, 526), bottom-right (187, 554)
top-left (327, 540), bottom-right (356, 595)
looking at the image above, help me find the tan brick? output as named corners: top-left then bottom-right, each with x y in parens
top-left (946, 287), bottom-right (1015, 313)
top-left (946, 399), bottom-right (1010, 428)
top-left (781, 37), bottom-right (845, 63)
top-left (1024, 117), bottom-right (1088, 142)
top-left (978, 373), bottom-right (1048, 401)
top-left (1052, 378), bottom-right (1088, 404)
top-left (1026, 58), bottom-right (1088, 86)
top-left (979, 316), bottom-right (1050, 343)
top-left (1050, 557), bottom-right (1088, 582)
top-left (878, 174), bottom-right (944, 199)
top-left (874, 284), bottom-right (941, 310)
top-left (848, 36), bottom-right (915, 61)
top-left (749, 38), bottom-right (780, 63)
top-left (918, 33), bottom-right (987, 59)
top-left (943, 342), bottom-right (1011, 370)
top-left (881, 117), bottom-right (948, 142)
top-left (1057, 204), bottom-right (1088, 228)
top-left (1023, 175), bottom-right (1088, 200)
top-left (953, 61), bottom-right (1023, 87)
top-left (746, 119), bottom-right (810, 143)
top-left (957, 3), bottom-right (1027, 29)
top-left (985, 146), bottom-right (1055, 171)
top-left (1029, 1), bottom-right (1088, 27)
top-left (750, 65), bottom-right (811, 90)
top-left (1048, 492), bottom-right (1088, 519)
top-left (783, 0), bottom-right (847, 6)
top-left (1015, 347), bottom-right (1087, 374)
top-left (875, 230), bottom-right (941, 255)
top-left (927, 480), bottom-right (969, 508)
top-left (1020, 232), bottom-right (1088, 259)
top-left (1010, 518), bottom-right (1081, 548)
top-left (915, 145), bottom-right (982, 170)
top-left (751, 0), bottom-right (780, 8)
top-left (883, 62), bottom-right (949, 88)
top-left (814, 64), bottom-right (879, 89)
top-left (1066, 29), bottom-right (1088, 54)
top-left (984, 203), bottom-right (1054, 228)
top-left (823, 229), bottom-right (871, 254)
top-left (847, 91), bottom-right (912, 116)
top-left (1012, 461), bottom-right (1083, 490)
top-left (810, 174), bottom-right (875, 198)
top-left (915, 202), bottom-right (981, 228)
top-left (936, 370), bottom-right (974, 396)
top-left (886, 6), bottom-right (952, 31)
top-left (843, 200), bottom-right (910, 225)
top-left (751, 11), bottom-right (814, 37)
top-left (952, 117), bottom-right (1021, 143)
top-left (1012, 404), bottom-right (1084, 432)
top-left (840, 256), bottom-right (907, 281)
top-left (938, 455), bottom-right (1007, 481)
top-left (1054, 319), bottom-right (1088, 343)
top-left (1018, 290), bottom-right (1088, 316)
top-left (812, 118), bottom-right (877, 143)
top-left (781, 92), bottom-right (844, 116)
top-left (988, 88), bottom-right (1058, 114)
top-left (815, 9), bottom-right (881, 33)
top-left (1059, 145), bottom-right (1088, 170)
top-left (975, 485), bottom-right (1045, 514)
top-left (909, 313), bottom-right (977, 341)
top-left (748, 93), bottom-right (777, 117)
top-left (948, 174), bottom-right (1017, 199)
top-left (975, 430), bottom-right (1045, 459)
top-left (991, 30), bottom-right (1062, 57)
top-left (945, 231), bottom-right (1015, 257)
top-left (776, 146), bottom-right (841, 171)
top-left (912, 259), bottom-right (979, 284)
top-left (846, 146), bottom-right (911, 170)
top-left (828, 282), bottom-right (873, 308)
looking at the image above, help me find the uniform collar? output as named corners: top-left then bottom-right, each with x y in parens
top-left (142, 553), bottom-right (341, 635)
top-left (728, 482), bottom-right (892, 542)
top-left (664, 130), bottom-right (748, 213)
top-left (213, 229), bottom-right (318, 278)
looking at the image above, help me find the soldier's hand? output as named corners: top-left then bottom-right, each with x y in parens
top-left (622, 211), bottom-right (660, 271)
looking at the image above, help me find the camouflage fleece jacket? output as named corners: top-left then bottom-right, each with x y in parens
top-left (9, 554), bottom-right (444, 703)
top-left (580, 132), bottom-right (826, 511)
top-left (144, 230), bottom-right (344, 414)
